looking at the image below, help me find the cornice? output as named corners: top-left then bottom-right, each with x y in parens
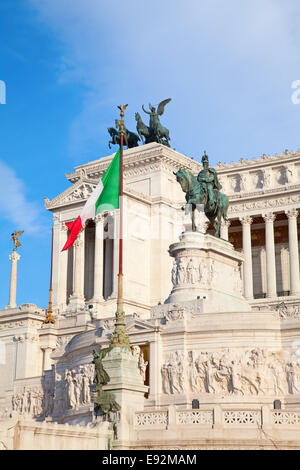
top-left (65, 143), bottom-right (201, 183)
top-left (216, 149), bottom-right (300, 173)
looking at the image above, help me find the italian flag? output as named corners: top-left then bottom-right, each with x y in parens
top-left (62, 149), bottom-right (120, 251)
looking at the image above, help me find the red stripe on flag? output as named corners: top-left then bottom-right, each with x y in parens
top-left (61, 216), bottom-right (83, 251)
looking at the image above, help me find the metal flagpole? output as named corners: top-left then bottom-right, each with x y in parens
top-left (110, 104), bottom-right (130, 348)
top-left (44, 225), bottom-right (55, 324)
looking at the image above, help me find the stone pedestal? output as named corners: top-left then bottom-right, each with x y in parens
top-left (102, 347), bottom-right (148, 444)
top-left (167, 230), bottom-right (250, 313)
top-left (39, 324), bottom-right (57, 372)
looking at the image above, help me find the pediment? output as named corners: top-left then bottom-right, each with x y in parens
top-left (125, 319), bottom-right (155, 334)
top-left (45, 177), bottom-right (99, 210)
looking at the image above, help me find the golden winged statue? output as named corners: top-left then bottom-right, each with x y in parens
top-left (11, 231), bottom-right (24, 251)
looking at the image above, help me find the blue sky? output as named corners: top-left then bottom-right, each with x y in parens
top-left (1, 0), bottom-right (300, 309)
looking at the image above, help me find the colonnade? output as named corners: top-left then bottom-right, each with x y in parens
top-left (52, 212), bottom-right (118, 310)
top-left (222, 210), bottom-right (300, 300)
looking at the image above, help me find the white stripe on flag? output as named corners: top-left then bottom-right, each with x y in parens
top-left (80, 180), bottom-right (104, 225)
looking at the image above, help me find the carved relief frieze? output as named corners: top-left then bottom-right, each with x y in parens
top-left (161, 348), bottom-right (300, 397)
top-left (228, 194), bottom-right (300, 214)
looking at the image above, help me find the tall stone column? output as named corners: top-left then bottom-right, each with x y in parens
top-left (51, 214), bottom-right (61, 309)
top-left (111, 211), bottom-right (120, 299)
top-left (239, 216), bottom-right (253, 300)
top-left (69, 229), bottom-right (85, 308)
top-left (220, 219), bottom-right (231, 241)
top-left (285, 209), bottom-right (300, 296)
top-left (7, 251), bottom-right (20, 308)
top-left (57, 223), bottom-right (68, 310)
top-left (263, 212), bottom-right (277, 298)
top-left (93, 214), bottom-right (104, 303)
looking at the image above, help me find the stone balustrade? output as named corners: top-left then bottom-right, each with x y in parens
top-left (134, 408), bottom-right (300, 430)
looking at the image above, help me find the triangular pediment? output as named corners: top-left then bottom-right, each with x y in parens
top-left (45, 177), bottom-right (99, 210)
top-left (125, 318), bottom-right (155, 334)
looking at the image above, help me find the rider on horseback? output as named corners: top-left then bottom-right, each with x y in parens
top-left (197, 152), bottom-right (222, 210)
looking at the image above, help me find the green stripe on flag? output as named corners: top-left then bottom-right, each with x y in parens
top-left (95, 148), bottom-right (121, 213)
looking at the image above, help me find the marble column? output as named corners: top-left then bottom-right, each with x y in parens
top-left (7, 251), bottom-right (20, 308)
top-left (239, 216), bottom-right (253, 300)
top-left (93, 214), bottom-right (104, 303)
top-left (220, 219), bottom-right (231, 241)
top-left (111, 211), bottom-right (120, 299)
top-left (69, 229), bottom-right (85, 307)
top-left (57, 223), bottom-right (68, 310)
top-left (285, 209), bottom-right (300, 296)
top-left (51, 214), bottom-right (61, 309)
top-left (263, 212), bottom-right (277, 298)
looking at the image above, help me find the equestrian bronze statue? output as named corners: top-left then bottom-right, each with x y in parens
top-left (108, 119), bottom-right (140, 149)
top-left (174, 152), bottom-right (229, 237)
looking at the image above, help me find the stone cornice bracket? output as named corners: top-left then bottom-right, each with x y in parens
top-left (285, 209), bottom-right (299, 219)
top-left (239, 216), bottom-right (253, 225)
top-left (95, 213), bottom-right (105, 224)
top-left (262, 212), bottom-right (276, 223)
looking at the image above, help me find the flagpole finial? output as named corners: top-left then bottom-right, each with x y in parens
top-left (117, 104), bottom-right (128, 137)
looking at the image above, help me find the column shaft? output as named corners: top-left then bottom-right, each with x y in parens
top-left (286, 210), bottom-right (300, 296)
top-left (71, 229), bottom-right (85, 302)
top-left (93, 215), bottom-right (104, 302)
top-left (239, 217), bottom-right (253, 300)
top-left (8, 251), bottom-right (20, 308)
top-left (220, 220), bottom-right (231, 241)
top-left (263, 213), bottom-right (277, 298)
top-left (57, 224), bottom-right (68, 309)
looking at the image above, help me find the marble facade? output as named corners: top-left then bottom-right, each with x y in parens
top-left (1, 143), bottom-right (300, 450)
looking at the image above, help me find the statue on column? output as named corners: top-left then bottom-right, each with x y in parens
top-left (174, 152), bottom-right (229, 237)
top-left (11, 231), bottom-right (24, 251)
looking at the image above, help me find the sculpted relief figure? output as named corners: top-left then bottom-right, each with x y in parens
top-left (132, 345), bottom-right (148, 382)
top-left (186, 258), bottom-right (197, 284)
top-left (65, 370), bottom-right (77, 409)
top-left (11, 387), bottom-right (45, 417)
top-left (171, 260), bottom-right (177, 286)
top-left (177, 258), bottom-right (187, 285)
top-left (161, 348), bottom-right (300, 397)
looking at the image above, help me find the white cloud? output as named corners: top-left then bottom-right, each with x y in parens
top-left (28, 0), bottom-right (300, 159)
top-left (0, 160), bottom-right (42, 234)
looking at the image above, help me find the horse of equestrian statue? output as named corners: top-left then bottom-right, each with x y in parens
top-left (174, 154), bottom-right (229, 237)
top-left (135, 112), bottom-right (156, 144)
top-left (108, 121), bottom-right (140, 149)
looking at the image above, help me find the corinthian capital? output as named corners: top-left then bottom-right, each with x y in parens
top-left (263, 212), bottom-right (276, 223)
top-left (285, 209), bottom-right (299, 219)
top-left (239, 216), bottom-right (253, 226)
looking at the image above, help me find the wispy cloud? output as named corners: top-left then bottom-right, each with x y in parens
top-left (0, 160), bottom-right (43, 234)
top-left (28, 0), bottom-right (300, 160)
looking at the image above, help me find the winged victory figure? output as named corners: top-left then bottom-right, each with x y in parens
top-left (137, 98), bottom-right (171, 147)
top-left (11, 231), bottom-right (24, 251)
